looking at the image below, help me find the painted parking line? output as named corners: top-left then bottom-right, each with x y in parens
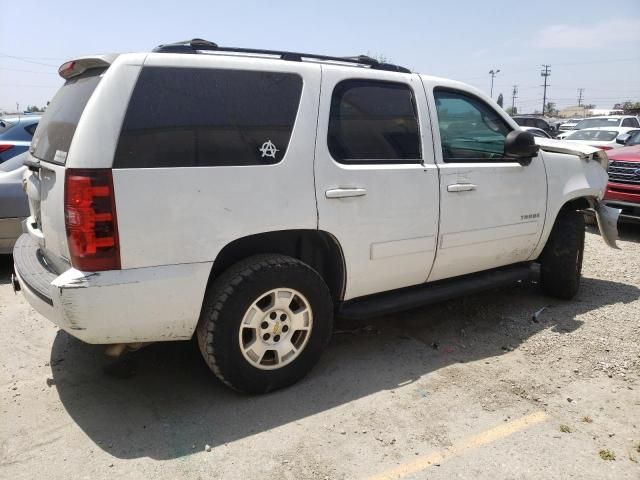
top-left (367, 411), bottom-right (549, 480)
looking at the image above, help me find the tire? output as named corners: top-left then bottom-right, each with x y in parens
top-left (196, 254), bottom-right (333, 393)
top-left (539, 210), bottom-right (585, 299)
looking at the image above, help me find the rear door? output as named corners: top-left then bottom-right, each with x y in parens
top-left (424, 84), bottom-right (547, 281)
top-left (314, 67), bottom-right (439, 300)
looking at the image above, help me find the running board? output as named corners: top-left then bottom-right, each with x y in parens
top-left (338, 263), bottom-right (535, 320)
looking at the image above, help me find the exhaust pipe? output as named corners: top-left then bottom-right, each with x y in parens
top-left (105, 342), bottom-right (150, 357)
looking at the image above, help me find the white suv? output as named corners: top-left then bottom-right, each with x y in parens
top-left (13, 39), bottom-right (619, 393)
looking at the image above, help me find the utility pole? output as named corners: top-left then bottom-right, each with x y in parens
top-left (540, 64), bottom-right (551, 116)
top-left (577, 88), bottom-right (584, 106)
top-left (511, 85), bottom-right (518, 113)
top-left (489, 69), bottom-right (500, 98)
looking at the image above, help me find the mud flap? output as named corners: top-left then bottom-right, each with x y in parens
top-left (595, 202), bottom-right (621, 249)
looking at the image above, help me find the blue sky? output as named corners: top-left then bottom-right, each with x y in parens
top-left (1, 0), bottom-right (639, 113)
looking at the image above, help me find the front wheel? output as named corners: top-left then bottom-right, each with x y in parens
top-left (539, 210), bottom-right (585, 299)
top-left (196, 254), bottom-right (333, 393)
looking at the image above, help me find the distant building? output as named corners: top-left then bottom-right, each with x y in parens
top-left (558, 106), bottom-right (588, 118)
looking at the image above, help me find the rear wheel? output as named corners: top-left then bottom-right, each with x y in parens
top-left (539, 210), bottom-right (585, 299)
top-left (196, 254), bottom-right (333, 393)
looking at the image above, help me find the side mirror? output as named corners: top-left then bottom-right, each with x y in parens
top-left (616, 133), bottom-right (630, 145)
top-left (505, 130), bottom-right (539, 165)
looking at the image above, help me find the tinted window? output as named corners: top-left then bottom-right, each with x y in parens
top-left (114, 67), bottom-right (303, 168)
top-left (434, 89), bottom-right (511, 162)
top-left (31, 68), bottom-right (105, 164)
top-left (535, 119), bottom-right (548, 130)
top-left (327, 80), bottom-right (420, 163)
top-left (621, 118), bottom-right (639, 127)
top-left (25, 123), bottom-right (38, 136)
top-left (627, 130), bottom-right (640, 146)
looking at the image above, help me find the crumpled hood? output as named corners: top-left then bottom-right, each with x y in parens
top-left (534, 137), bottom-right (608, 168)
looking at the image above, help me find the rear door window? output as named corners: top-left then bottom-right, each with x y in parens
top-left (30, 68), bottom-right (105, 164)
top-left (114, 67), bottom-right (303, 168)
top-left (327, 79), bottom-right (421, 163)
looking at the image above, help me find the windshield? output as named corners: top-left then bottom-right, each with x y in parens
top-left (30, 68), bottom-right (105, 164)
top-left (566, 130), bottom-right (618, 141)
top-left (574, 118), bottom-right (620, 129)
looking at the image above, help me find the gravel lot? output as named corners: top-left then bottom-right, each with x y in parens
top-left (1, 225), bottom-right (639, 479)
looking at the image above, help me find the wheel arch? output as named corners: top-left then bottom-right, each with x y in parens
top-left (208, 229), bottom-right (347, 304)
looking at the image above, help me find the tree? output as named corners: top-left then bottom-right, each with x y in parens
top-left (505, 106), bottom-right (517, 115)
top-left (545, 102), bottom-right (557, 116)
top-left (26, 105), bottom-right (44, 113)
top-left (497, 93), bottom-right (504, 107)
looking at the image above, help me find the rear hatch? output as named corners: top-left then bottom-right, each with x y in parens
top-left (25, 59), bottom-right (110, 272)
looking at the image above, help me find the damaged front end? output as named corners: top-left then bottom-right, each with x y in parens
top-left (592, 200), bottom-right (621, 249)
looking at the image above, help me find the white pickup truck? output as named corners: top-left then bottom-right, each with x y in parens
top-left (13, 39), bottom-right (619, 393)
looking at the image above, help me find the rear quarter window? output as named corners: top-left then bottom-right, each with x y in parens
top-left (113, 67), bottom-right (303, 168)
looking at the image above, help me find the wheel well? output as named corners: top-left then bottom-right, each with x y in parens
top-left (560, 196), bottom-right (592, 212)
top-left (210, 230), bottom-right (346, 302)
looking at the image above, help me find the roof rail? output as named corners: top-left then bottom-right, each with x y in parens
top-left (152, 38), bottom-right (411, 73)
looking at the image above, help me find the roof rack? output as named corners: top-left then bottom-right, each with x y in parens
top-left (152, 38), bottom-right (411, 74)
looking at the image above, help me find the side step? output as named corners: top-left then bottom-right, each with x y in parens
top-left (338, 263), bottom-right (535, 320)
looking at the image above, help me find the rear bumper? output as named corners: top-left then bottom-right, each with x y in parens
top-left (13, 233), bottom-right (212, 344)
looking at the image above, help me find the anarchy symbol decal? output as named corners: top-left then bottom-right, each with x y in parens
top-left (259, 140), bottom-right (279, 159)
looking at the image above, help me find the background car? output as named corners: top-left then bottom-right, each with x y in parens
top-left (0, 152), bottom-right (29, 254)
top-left (602, 131), bottom-right (640, 223)
top-left (558, 118), bottom-right (583, 133)
top-left (562, 127), bottom-right (640, 150)
top-left (557, 115), bottom-right (640, 139)
top-left (0, 115), bottom-right (40, 164)
top-left (512, 116), bottom-right (557, 136)
top-left (521, 126), bottom-right (552, 138)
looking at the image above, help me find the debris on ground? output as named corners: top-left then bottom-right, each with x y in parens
top-left (599, 449), bottom-right (616, 461)
top-left (531, 307), bottom-right (547, 323)
top-left (559, 424), bottom-right (571, 433)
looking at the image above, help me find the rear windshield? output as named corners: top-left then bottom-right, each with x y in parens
top-left (566, 130), bottom-right (618, 141)
top-left (30, 68), bottom-right (105, 164)
top-left (574, 118), bottom-right (620, 129)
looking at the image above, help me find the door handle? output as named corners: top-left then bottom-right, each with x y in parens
top-left (325, 188), bottom-right (367, 199)
top-left (447, 183), bottom-right (477, 192)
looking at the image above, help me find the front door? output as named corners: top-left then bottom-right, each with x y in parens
top-left (425, 85), bottom-right (547, 281)
top-left (314, 66), bottom-right (440, 300)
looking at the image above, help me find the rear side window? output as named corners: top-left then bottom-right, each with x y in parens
top-left (327, 80), bottom-right (421, 163)
top-left (622, 118), bottom-right (639, 127)
top-left (30, 68), bottom-right (105, 164)
top-left (113, 67), bottom-right (303, 168)
top-left (25, 123), bottom-right (38, 136)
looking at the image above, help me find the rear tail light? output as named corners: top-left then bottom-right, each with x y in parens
top-left (64, 169), bottom-right (120, 271)
top-left (0, 144), bottom-right (14, 154)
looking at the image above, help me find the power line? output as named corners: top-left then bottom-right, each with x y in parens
top-left (540, 65), bottom-right (551, 115)
top-left (0, 66), bottom-right (59, 75)
top-left (0, 53), bottom-right (58, 67)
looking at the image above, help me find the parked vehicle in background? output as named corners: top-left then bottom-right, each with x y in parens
top-left (521, 126), bottom-right (552, 139)
top-left (12, 39), bottom-right (618, 394)
top-left (562, 127), bottom-right (640, 150)
top-left (0, 152), bottom-right (29, 254)
top-left (0, 115), bottom-right (40, 163)
top-left (602, 130), bottom-right (640, 223)
top-left (557, 116), bottom-right (640, 139)
top-left (512, 116), bottom-right (557, 136)
top-left (558, 118), bottom-right (583, 133)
